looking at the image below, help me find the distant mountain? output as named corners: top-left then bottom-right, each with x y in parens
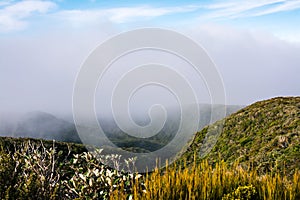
top-left (5, 111), bottom-right (81, 143)
top-left (0, 104), bottom-right (243, 149)
top-left (181, 97), bottom-right (300, 175)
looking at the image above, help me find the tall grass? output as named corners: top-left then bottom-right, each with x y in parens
top-left (111, 157), bottom-right (300, 200)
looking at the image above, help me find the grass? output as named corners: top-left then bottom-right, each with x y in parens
top-left (111, 156), bottom-right (300, 200)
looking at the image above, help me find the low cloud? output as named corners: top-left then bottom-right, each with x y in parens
top-left (0, 23), bottom-right (299, 115)
top-left (185, 23), bottom-right (300, 104)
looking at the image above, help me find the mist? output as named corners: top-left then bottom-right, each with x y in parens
top-left (1, 23), bottom-right (299, 118)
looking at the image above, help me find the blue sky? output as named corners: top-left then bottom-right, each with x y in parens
top-left (1, 0), bottom-right (300, 113)
top-left (0, 0), bottom-right (300, 42)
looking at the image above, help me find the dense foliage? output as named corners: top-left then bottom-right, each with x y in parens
top-left (0, 139), bottom-right (143, 199)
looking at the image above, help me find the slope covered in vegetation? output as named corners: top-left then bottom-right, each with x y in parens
top-left (182, 97), bottom-right (300, 175)
top-left (0, 137), bottom-right (299, 199)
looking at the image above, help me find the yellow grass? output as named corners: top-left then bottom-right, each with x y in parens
top-left (111, 157), bottom-right (300, 200)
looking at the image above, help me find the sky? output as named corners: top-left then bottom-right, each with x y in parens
top-left (0, 0), bottom-right (300, 115)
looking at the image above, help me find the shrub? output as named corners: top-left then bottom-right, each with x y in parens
top-left (0, 140), bottom-right (144, 200)
top-left (0, 140), bottom-right (62, 199)
top-left (62, 150), bottom-right (145, 199)
top-left (222, 185), bottom-right (257, 200)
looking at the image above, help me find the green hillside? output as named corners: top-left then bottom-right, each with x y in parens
top-left (182, 97), bottom-right (300, 175)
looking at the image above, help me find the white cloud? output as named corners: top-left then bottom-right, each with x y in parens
top-left (1, 1), bottom-right (299, 33)
top-left (55, 5), bottom-right (198, 25)
top-left (201, 0), bottom-right (300, 20)
top-left (107, 6), bottom-right (197, 23)
top-left (250, 0), bottom-right (300, 16)
top-left (0, 0), bottom-right (13, 7)
top-left (0, 0), bottom-right (56, 32)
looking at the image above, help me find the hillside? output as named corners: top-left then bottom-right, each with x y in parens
top-left (182, 97), bottom-right (300, 175)
top-left (0, 111), bottom-right (81, 143)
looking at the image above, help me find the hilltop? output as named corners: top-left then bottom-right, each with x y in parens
top-left (181, 97), bottom-right (300, 175)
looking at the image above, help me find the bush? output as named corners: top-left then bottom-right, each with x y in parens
top-left (62, 150), bottom-right (145, 199)
top-left (0, 140), bottom-right (62, 199)
top-left (222, 185), bottom-right (257, 200)
top-left (0, 140), bottom-right (144, 200)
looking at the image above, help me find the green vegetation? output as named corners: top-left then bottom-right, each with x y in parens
top-left (1, 140), bottom-right (299, 199)
top-left (0, 96), bottom-right (299, 199)
top-left (181, 97), bottom-right (300, 175)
